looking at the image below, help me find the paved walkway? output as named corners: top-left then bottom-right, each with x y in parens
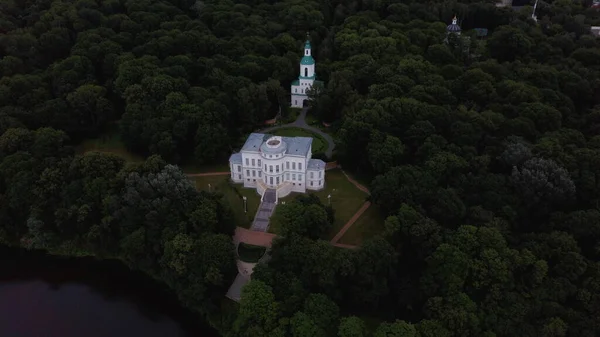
top-left (226, 273), bottom-right (248, 301)
top-left (259, 107), bottom-right (336, 157)
top-left (330, 201), bottom-right (371, 244)
top-left (341, 170), bottom-right (370, 195)
top-left (251, 201), bottom-right (276, 232)
top-left (333, 242), bottom-right (358, 249)
top-left (330, 170), bottom-right (371, 244)
top-left (263, 189), bottom-right (276, 203)
top-left (237, 260), bottom-right (256, 278)
top-left (226, 246), bottom-right (272, 302)
top-left (233, 227), bottom-right (277, 247)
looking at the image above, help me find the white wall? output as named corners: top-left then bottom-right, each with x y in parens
top-left (306, 169), bottom-right (325, 190)
top-left (239, 152), bottom-right (264, 186)
top-left (291, 85), bottom-right (310, 95)
top-left (291, 94), bottom-right (306, 108)
top-left (300, 64), bottom-right (315, 78)
top-left (299, 79), bottom-right (313, 86)
top-left (231, 163), bottom-right (243, 182)
top-left (232, 146), bottom-right (320, 196)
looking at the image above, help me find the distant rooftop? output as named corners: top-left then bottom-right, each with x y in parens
top-left (229, 153), bottom-right (242, 164)
top-left (307, 159), bottom-right (326, 170)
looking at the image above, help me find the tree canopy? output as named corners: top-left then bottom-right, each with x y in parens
top-left (3, 0), bottom-right (600, 336)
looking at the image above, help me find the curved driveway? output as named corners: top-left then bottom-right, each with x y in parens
top-left (260, 107), bottom-right (335, 158)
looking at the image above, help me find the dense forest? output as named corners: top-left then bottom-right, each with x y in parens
top-left (3, 0), bottom-right (600, 336)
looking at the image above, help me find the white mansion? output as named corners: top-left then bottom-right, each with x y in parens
top-left (290, 35), bottom-right (323, 108)
top-left (229, 133), bottom-right (326, 200)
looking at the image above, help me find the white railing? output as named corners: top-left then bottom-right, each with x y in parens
top-left (276, 182), bottom-right (292, 199)
top-left (257, 180), bottom-right (268, 201)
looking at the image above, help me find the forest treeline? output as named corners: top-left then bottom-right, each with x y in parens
top-left (3, 0), bottom-right (600, 336)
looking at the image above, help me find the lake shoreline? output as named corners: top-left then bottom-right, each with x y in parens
top-left (0, 244), bottom-right (225, 337)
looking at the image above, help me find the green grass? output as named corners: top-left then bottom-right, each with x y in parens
top-left (338, 204), bottom-right (386, 245)
top-left (189, 175), bottom-right (261, 229)
top-left (76, 125), bottom-right (144, 163)
top-left (283, 107), bottom-right (302, 123)
top-left (275, 169), bottom-right (368, 239)
top-left (304, 112), bottom-right (335, 134)
top-left (305, 113), bottom-right (319, 126)
top-left (237, 243), bottom-right (266, 263)
top-left (269, 127), bottom-right (327, 154)
top-left (180, 161), bottom-right (230, 174)
top-left (77, 124), bottom-right (232, 174)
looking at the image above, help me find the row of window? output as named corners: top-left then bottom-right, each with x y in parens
top-left (262, 176), bottom-right (321, 187)
top-left (238, 176), bottom-right (322, 188)
top-left (246, 170), bottom-right (263, 178)
top-left (245, 158), bottom-right (262, 167)
top-left (287, 173), bottom-right (303, 181)
top-left (239, 171), bottom-right (303, 182)
top-left (264, 162), bottom-right (304, 173)
top-left (288, 161), bottom-right (302, 170)
top-left (244, 158), bottom-right (307, 171)
top-left (238, 164), bottom-right (322, 178)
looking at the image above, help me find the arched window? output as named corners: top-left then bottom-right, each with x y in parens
top-left (304, 68), bottom-right (308, 77)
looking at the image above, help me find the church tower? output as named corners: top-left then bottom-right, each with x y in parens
top-left (444, 15), bottom-right (462, 44)
top-left (446, 16), bottom-right (462, 36)
top-left (291, 34), bottom-right (316, 108)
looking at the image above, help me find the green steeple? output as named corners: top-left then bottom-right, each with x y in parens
top-left (300, 55), bottom-right (315, 65)
top-left (301, 32), bottom-right (314, 65)
top-left (304, 32), bottom-right (311, 49)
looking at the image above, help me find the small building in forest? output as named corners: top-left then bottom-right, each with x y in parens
top-left (447, 16), bottom-right (462, 37)
top-left (290, 34), bottom-right (323, 108)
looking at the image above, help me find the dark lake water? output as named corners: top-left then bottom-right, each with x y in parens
top-left (0, 247), bottom-right (219, 337)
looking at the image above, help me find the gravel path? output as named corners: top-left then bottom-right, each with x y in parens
top-left (260, 107), bottom-right (335, 158)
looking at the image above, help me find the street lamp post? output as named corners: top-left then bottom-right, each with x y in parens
top-left (243, 196), bottom-right (247, 213)
top-left (328, 194), bottom-right (331, 205)
top-left (208, 183), bottom-right (211, 192)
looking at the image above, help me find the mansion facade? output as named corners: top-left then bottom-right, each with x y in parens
top-left (229, 133), bottom-right (326, 201)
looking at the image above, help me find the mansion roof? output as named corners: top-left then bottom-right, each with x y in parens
top-left (240, 133), bottom-right (313, 157)
top-left (307, 159), bottom-right (326, 170)
top-left (229, 152), bottom-right (242, 164)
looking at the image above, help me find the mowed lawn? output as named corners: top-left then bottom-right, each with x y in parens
top-left (77, 126), bottom-right (234, 174)
top-left (338, 204), bottom-right (386, 245)
top-left (76, 126), bottom-right (144, 163)
top-left (269, 128), bottom-right (327, 154)
top-left (189, 175), bottom-right (261, 229)
top-left (180, 161), bottom-right (230, 174)
top-left (274, 169), bottom-right (369, 239)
